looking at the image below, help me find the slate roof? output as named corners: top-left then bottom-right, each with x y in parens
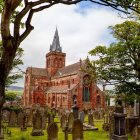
top-left (46, 84), bottom-right (77, 93)
top-left (27, 67), bottom-right (49, 77)
top-left (53, 60), bottom-right (85, 78)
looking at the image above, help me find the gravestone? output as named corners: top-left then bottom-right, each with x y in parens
top-left (103, 114), bottom-right (109, 131)
top-left (42, 114), bottom-right (47, 130)
top-left (31, 108), bottom-right (43, 136)
top-left (128, 105), bottom-right (134, 116)
top-left (79, 111), bottom-right (85, 124)
top-left (72, 97), bottom-right (79, 120)
top-left (47, 122), bottom-right (58, 140)
top-left (58, 107), bottom-right (64, 116)
top-left (93, 110), bottom-right (99, 120)
top-left (132, 126), bottom-right (139, 140)
top-left (8, 111), bottom-right (17, 127)
top-left (68, 113), bottom-right (74, 132)
top-left (2, 110), bottom-right (10, 123)
top-left (48, 113), bottom-right (54, 126)
top-left (60, 114), bottom-right (67, 131)
top-left (109, 115), bottom-right (114, 140)
top-left (112, 97), bottom-right (128, 140)
top-left (72, 119), bottom-right (83, 140)
top-left (26, 109), bottom-right (33, 127)
top-left (136, 103), bottom-right (139, 116)
top-left (51, 108), bottom-right (57, 116)
top-left (88, 113), bottom-right (94, 126)
top-left (17, 111), bottom-right (27, 130)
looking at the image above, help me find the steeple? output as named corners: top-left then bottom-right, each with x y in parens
top-left (50, 28), bottom-right (62, 52)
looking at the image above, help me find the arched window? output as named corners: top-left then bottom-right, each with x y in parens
top-left (54, 58), bottom-right (58, 68)
top-left (59, 58), bottom-right (62, 67)
top-left (72, 79), bottom-right (74, 84)
top-left (62, 80), bottom-right (64, 85)
top-left (63, 97), bottom-right (65, 102)
top-left (47, 59), bottom-right (50, 68)
top-left (37, 97), bottom-right (40, 103)
top-left (82, 75), bottom-right (90, 102)
top-left (96, 95), bottom-right (101, 104)
top-left (48, 97), bottom-right (50, 103)
top-left (96, 95), bottom-right (101, 108)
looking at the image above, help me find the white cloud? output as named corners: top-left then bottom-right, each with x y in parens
top-left (16, 4), bottom-right (125, 87)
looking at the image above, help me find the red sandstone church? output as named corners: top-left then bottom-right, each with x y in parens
top-left (23, 29), bottom-right (105, 110)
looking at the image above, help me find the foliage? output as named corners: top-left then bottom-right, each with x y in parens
top-left (2, 106), bottom-right (22, 113)
top-left (87, 21), bottom-right (140, 97)
top-left (5, 92), bottom-right (16, 101)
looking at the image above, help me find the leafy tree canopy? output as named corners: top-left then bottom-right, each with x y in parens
top-left (5, 92), bottom-right (16, 101)
top-left (87, 20), bottom-right (140, 96)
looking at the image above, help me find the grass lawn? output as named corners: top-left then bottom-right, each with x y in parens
top-left (6, 90), bottom-right (23, 96)
top-left (4, 119), bottom-right (132, 140)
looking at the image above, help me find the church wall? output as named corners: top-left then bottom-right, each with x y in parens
top-left (23, 29), bottom-right (106, 109)
top-left (46, 93), bottom-right (67, 108)
top-left (51, 74), bottom-right (78, 86)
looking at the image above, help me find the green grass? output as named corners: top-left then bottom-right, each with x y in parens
top-left (6, 90), bottom-right (23, 96)
top-left (3, 120), bottom-right (132, 140)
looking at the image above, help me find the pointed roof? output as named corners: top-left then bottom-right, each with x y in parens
top-left (50, 28), bottom-right (62, 52)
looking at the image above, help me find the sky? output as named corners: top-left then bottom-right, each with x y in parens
top-left (16, 2), bottom-right (125, 88)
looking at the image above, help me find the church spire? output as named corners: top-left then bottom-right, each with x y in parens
top-left (50, 28), bottom-right (62, 52)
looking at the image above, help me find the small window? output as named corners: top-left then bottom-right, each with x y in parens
top-left (63, 97), bottom-right (65, 102)
top-left (48, 97), bottom-right (50, 103)
top-left (72, 79), bottom-right (74, 84)
top-left (62, 80), bottom-right (64, 85)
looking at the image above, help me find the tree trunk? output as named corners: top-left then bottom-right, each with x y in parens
top-left (0, 43), bottom-right (18, 137)
top-left (0, 62), bottom-right (6, 138)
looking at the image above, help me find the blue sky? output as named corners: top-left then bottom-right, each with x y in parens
top-left (14, 2), bottom-right (125, 89)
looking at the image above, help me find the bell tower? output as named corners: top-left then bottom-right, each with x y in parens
top-left (46, 28), bottom-right (66, 76)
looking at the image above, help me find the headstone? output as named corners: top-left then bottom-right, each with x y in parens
top-left (31, 108), bottom-right (43, 136)
top-left (72, 119), bottom-right (83, 140)
top-left (17, 111), bottom-right (27, 130)
top-left (48, 113), bottom-right (54, 126)
top-left (51, 108), bottom-right (57, 117)
top-left (8, 111), bottom-right (17, 127)
top-left (132, 126), bottom-right (139, 140)
top-left (128, 105), bottom-right (134, 116)
top-left (60, 114), bottom-right (67, 131)
top-left (79, 111), bottom-right (85, 124)
top-left (136, 103), bottom-right (139, 116)
top-left (68, 113), bottom-right (74, 132)
top-left (88, 113), bottom-right (94, 126)
top-left (108, 115), bottom-right (113, 139)
top-left (72, 97), bottom-right (79, 120)
top-left (112, 99), bottom-right (128, 140)
top-left (47, 122), bottom-right (58, 140)
top-left (2, 110), bottom-right (10, 123)
top-left (103, 114), bottom-right (109, 131)
top-left (26, 109), bottom-right (33, 127)
top-left (134, 100), bottom-right (137, 116)
top-left (42, 114), bottom-right (47, 130)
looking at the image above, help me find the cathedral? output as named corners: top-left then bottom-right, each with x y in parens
top-left (23, 28), bottom-right (105, 110)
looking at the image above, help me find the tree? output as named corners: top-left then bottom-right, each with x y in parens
top-left (0, 46), bottom-right (24, 86)
top-left (5, 92), bottom-right (16, 102)
top-left (87, 20), bottom-right (140, 98)
top-left (0, 0), bottom-right (140, 137)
